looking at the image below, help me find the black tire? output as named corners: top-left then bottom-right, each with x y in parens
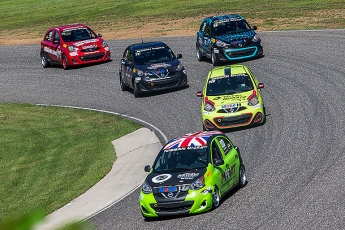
top-left (133, 81), bottom-right (140, 98)
top-left (212, 186), bottom-right (220, 209)
top-left (238, 164), bottom-right (247, 188)
top-left (62, 55), bottom-right (70, 70)
top-left (196, 45), bottom-right (205, 62)
top-left (211, 50), bottom-right (219, 66)
top-left (120, 73), bottom-right (128, 91)
top-left (257, 47), bottom-right (264, 57)
top-left (41, 53), bottom-right (49, 68)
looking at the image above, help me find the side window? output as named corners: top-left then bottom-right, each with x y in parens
top-left (211, 141), bottom-right (223, 164)
top-left (217, 137), bottom-right (233, 156)
top-left (123, 47), bottom-right (132, 62)
top-left (45, 30), bottom-right (53, 42)
top-left (204, 21), bottom-right (211, 35)
top-left (200, 21), bottom-right (206, 32)
top-left (53, 30), bottom-right (60, 44)
top-left (127, 48), bottom-right (133, 62)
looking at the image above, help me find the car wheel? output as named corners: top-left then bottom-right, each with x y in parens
top-left (257, 47), bottom-right (264, 57)
top-left (62, 55), bottom-right (70, 70)
top-left (238, 164), bottom-right (247, 188)
top-left (211, 50), bottom-right (219, 66)
top-left (133, 81), bottom-right (140, 98)
top-left (212, 186), bottom-right (220, 209)
top-left (120, 73), bottom-right (128, 91)
top-left (41, 53), bottom-right (49, 68)
top-left (196, 45), bottom-right (204, 62)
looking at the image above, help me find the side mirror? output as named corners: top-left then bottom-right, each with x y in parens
top-left (214, 159), bottom-right (224, 167)
top-left (234, 146), bottom-right (240, 154)
top-left (258, 83), bottom-right (265, 89)
top-left (252, 26), bottom-right (257, 30)
top-left (176, 54), bottom-right (182, 59)
top-left (98, 33), bottom-right (103, 37)
top-left (144, 165), bottom-right (151, 172)
top-left (196, 91), bottom-right (203, 97)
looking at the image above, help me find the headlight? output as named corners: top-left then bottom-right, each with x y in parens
top-left (248, 95), bottom-right (259, 106)
top-left (204, 102), bottom-right (215, 112)
top-left (190, 176), bottom-right (205, 190)
top-left (215, 39), bottom-right (227, 47)
top-left (68, 45), bottom-right (77, 52)
top-left (176, 64), bottom-right (184, 71)
top-left (252, 34), bottom-right (260, 42)
top-left (142, 181), bottom-right (152, 194)
top-left (102, 40), bottom-right (108, 47)
top-left (136, 69), bottom-right (146, 77)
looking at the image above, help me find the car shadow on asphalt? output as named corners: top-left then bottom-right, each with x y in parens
top-left (45, 59), bottom-right (113, 70)
top-left (127, 85), bottom-right (190, 98)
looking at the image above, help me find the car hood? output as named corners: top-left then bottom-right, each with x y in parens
top-left (214, 30), bottom-right (256, 43)
top-left (63, 38), bottom-right (104, 48)
top-left (205, 90), bottom-right (256, 105)
top-left (146, 168), bottom-right (207, 187)
top-left (136, 59), bottom-right (180, 71)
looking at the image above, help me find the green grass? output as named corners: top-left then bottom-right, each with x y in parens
top-left (0, 103), bottom-right (142, 221)
top-left (0, 0), bottom-right (344, 38)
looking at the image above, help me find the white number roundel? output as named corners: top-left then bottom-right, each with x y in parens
top-left (152, 174), bottom-right (172, 183)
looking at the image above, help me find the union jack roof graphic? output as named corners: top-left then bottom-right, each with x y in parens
top-left (164, 131), bottom-right (223, 150)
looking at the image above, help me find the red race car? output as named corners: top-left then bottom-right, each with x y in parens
top-left (40, 24), bottom-right (111, 70)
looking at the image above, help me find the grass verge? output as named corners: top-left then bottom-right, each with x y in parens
top-left (0, 0), bottom-right (345, 45)
top-left (0, 103), bottom-right (142, 221)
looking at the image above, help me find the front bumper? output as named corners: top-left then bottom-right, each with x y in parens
top-left (136, 72), bottom-right (188, 94)
top-left (139, 188), bottom-right (213, 218)
top-left (202, 104), bottom-right (265, 130)
top-left (214, 42), bottom-right (262, 61)
top-left (66, 49), bottom-right (111, 66)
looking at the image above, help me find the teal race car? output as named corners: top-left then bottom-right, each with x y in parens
top-left (139, 130), bottom-right (247, 218)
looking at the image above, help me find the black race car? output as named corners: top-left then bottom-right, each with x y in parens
top-left (119, 41), bottom-right (188, 97)
top-left (196, 14), bottom-right (263, 66)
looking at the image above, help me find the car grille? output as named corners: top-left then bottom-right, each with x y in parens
top-left (151, 80), bottom-right (180, 89)
top-left (79, 52), bottom-right (105, 61)
top-left (80, 47), bottom-right (101, 52)
top-left (226, 47), bottom-right (257, 58)
top-left (217, 106), bottom-right (247, 113)
top-left (214, 113), bottom-right (252, 126)
top-left (150, 200), bottom-right (194, 213)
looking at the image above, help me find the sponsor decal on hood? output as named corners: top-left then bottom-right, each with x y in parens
top-left (215, 30), bottom-right (255, 43)
top-left (147, 168), bottom-right (207, 187)
top-left (74, 38), bottom-right (100, 47)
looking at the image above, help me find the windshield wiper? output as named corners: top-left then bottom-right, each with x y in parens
top-left (168, 167), bottom-right (197, 171)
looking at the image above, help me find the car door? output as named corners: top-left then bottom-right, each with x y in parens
top-left (41, 30), bottom-right (56, 62)
top-left (49, 29), bottom-right (62, 63)
top-left (210, 139), bottom-right (229, 195)
top-left (197, 19), bottom-right (212, 57)
top-left (217, 136), bottom-right (238, 193)
top-left (120, 47), bottom-right (134, 87)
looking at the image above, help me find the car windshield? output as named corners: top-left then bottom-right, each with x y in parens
top-left (212, 19), bottom-right (251, 36)
top-left (133, 46), bottom-right (176, 65)
top-left (152, 147), bottom-right (209, 172)
top-left (206, 74), bottom-right (253, 96)
top-left (61, 28), bottom-right (96, 42)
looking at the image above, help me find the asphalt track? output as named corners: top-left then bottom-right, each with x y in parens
top-left (1, 29), bottom-right (345, 229)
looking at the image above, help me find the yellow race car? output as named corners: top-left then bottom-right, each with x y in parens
top-left (196, 64), bottom-right (265, 130)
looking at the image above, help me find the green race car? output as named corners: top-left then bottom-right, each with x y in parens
top-left (139, 130), bottom-right (247, 218)
top-left (196, 64), bottom-right (265, 130)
